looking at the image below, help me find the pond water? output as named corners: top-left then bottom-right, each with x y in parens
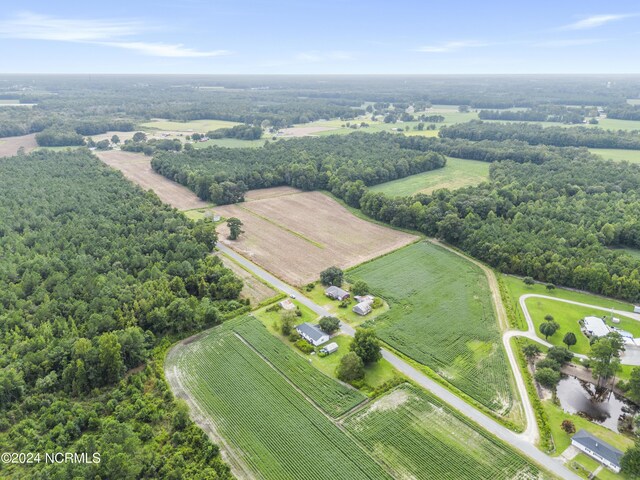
top-left (556, 375), bottom-right (638, 432)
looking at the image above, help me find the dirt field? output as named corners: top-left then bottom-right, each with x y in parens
top-left (214, 189), bottom-right (418, 286)
top-left (0, 133), bottom-right (38, 157)
top-left (96, 150), bottom-right (209, 210)
top-left (219, 254), bottom-right (278, 305)
top-left (278, 126), bottom-right (337, 137)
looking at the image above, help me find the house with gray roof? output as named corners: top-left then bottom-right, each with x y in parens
top-left (295, 323), bottom-right (330, 347)
top-left (571, 429), bottom-right (623, 473)
top-left (353, 301), bottom-right (372, 316)
top-left (325, 286), bottom-right (350, 301)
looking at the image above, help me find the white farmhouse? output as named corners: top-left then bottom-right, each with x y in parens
top-left (571, 430), bottom-right (623, 473)
top-left (296, 323), bottom-right (329, 347)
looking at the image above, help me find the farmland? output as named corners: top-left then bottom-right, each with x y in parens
top-left (369, 156), bottom-right (490, 196)
top-left (96, 150), bottom-right (210, 210)
top-left (590, 147), bottom-right (640, 163)
top-left (0, 133), bottom-right (37, 157)
top-left (168, 316), bottom-right (391, 480)
top-left (218, 254), bottom-right (279, 305)
top-left (140, 118), bottom-right (241, 132)
top-left (347, 242), bottom-right (517, 415)
top-left (214, 188), bottom-right (417, 285)
top-left (343, 385), bottom-right (550, 480)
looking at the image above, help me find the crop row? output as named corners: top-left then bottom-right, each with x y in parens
top-left (348, 242), bottom-right (514, 413)
top-left (343, 385), bottom-right (548, 480)
top-left (233, 316), bottom-right (365, 416)
top-left (177, 329), bottom-right (391, 480)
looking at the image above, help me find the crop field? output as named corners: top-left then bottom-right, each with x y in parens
top-left (343, 385), bottom-right (549, 480)
top-left (96, 150), bottom-right (210, 210)
top-left (168, 316), bottom-right (390, 480)
top-left (347, 242), bottom-right (515, 414)
top-left (590, 147), bottom-right (640, 163)
top-left (139, 118), bottom-right (241, 132)
top-left (214, 188), bottom-right (417, 285)
top-left (369, 157), bottom-right (490, 196)
top-left (0, 133), bottom-right (37, 157)
top-left (218, 255), bottom-right (278, 305)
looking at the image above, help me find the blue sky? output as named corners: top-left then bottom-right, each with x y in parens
top-left (0, 0), bottom-right (639, 74)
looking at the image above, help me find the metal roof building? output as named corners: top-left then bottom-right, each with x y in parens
top-left (571, 429), bottom-right (623, 473)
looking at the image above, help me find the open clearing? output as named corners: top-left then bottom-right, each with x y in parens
top-left (213, 188), bottom-right (418, 286)
top-left (218, 254), bottom-right (278, 305)
top-left (139, 118), bottom-right (241, 132)
top-left (0, 133), bottom-right (38, 157)
top-left (590, 147), bottom-right (640, 163)
top-left (344, 384), bottom-right (549, 480)
top-left (96, 150), bottom-right (209, 210)
top-left (167, 316), bottom-right (389, 480)
top-left (369, 156), bottom-right (490, 196)
top-left (347, 241), bottom-right (517, 416)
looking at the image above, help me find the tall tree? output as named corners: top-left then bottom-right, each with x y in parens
top-left (350, 328), bottom-right (382, 364)
top-left (227, 217), bottom-right (244, 240)
top-left (589, 333), bottom-right (624, 389)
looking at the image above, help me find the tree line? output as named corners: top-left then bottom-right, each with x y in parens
top-left (440, 120), bottom-right (640, 149)
top-left (0, 149), bottom-right (243, 478)
top-left (151, 132), bottom-right (446, 205)
top-left (478, 105), bottom-right (591, 124)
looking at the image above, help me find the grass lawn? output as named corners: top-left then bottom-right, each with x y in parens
top-left (590, 148), bottom-right (640, 164)
top-left (524, 298), bottom-right (640, 355)
top-left (543, 400), bottom-right (634, 456)
top-left (500, 274), bottom-right (636, 333)
top-left (369, 156), bottom-right (490, 196)
top-left (303, 283), bottom-right (389, 326)
top-left (139, 118), bottom-right (240, 132)
top-left (617, 247), bottom-right (640, 261)
top-left (182, 207), bottom-right (216, 221)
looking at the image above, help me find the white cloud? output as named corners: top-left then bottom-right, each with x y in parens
top-left (0, 11), bottom-right (227, 58)
top-left (561, 14), bottom-right (636, 30)
top-left (534, 38), bottom-right (606, 47)
top-left (416, 40), bottom-right (489, 53)
top-left (100, 42), bottom-right (230, 58)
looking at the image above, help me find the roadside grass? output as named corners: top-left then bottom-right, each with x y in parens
top-left (139, 118), bottom-right (240, 132)
top-left (369, 156), bottom-right (490, 196)
top-left (347, 241), bottom-right (518, 418)
top-left (590, 148), bottom-right (640, 164)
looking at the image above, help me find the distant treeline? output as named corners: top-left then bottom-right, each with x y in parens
top-left (151, 132), bottom-right (446, 205)
top-left (607, 105), bottom-right (640, 121)
top-left (478, 105), bottom-right (589, 124)
top-left (440, 121), bottom-right (640, 149)
top-left (207, 124), bottom-right (263, 140)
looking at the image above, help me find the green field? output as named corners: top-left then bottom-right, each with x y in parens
top-left (140, 118), bottom-right (240, 132)
top-left (171, 316), bottom-right (390, 480)
top-left (347, 241), bottom-right (516, 415)
top-left (369, 157), bottom-right (490, 196)
top-left (233, 317), bottom-right (366, 416)
top-left (193, 137), bottom-right (266, 149)
top-left (343, 384), bottom-right (551, 480)
top-left (590, 148), bottom-right (640, 164)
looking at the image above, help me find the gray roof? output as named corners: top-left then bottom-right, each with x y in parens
top-left (572, 429), bottom-right (623, 467)
top-left (296, 323), bottom-right (327, 342)
top-left (326, 286), bottom-right (349, 298)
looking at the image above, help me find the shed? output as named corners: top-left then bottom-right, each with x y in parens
top-left (353, 302), bottom-right (372, 316)
top-left (571, 429), bottom-right (623, 473)
top-left (354, 295), bottom-right (374, 304)
top-left (279, 299), bottom-right (296, 311)
top-left (296, 323), bottom-right (330, 347)
top-left (320, 342), bottom-right (339, 355)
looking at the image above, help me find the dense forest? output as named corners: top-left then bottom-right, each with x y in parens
top-left (0, 150), bottom-right (243, 479)
top-left (440, 121), bottom-right (640, 149)
top-left (478, 105), bottom-right (590, 124)
top-left (151, 132), bottom-right (446, 204)
top-left (607, 105), bottom-right (640, 121)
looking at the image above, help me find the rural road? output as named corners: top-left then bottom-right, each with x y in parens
top-left (216, 243), bottom-right (581, 480)
top-left (519, 294), bottom-right (640, 366)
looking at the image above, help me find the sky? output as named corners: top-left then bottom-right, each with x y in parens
top-left (0, 0), bottom-right (639, 74)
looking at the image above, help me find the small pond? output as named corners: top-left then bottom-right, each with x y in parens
top-left (556, 375), bottom-right (639, 432)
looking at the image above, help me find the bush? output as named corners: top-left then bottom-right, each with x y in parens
top-left (371, 298), bottom-right (383, 309)
top-left (339, 299), bottom-right (350, 309)
top-left (304, 282), bottom-right (316, 292)
top-left (294, 339), bottom-right (314, 354)
top-left (288, 331), bottom-right (301, 342)
top-left (536, 358), bottom-right (560, 371)
top-left (561, 419), bottom-right (576, 434)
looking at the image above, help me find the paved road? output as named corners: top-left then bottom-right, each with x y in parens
top-left (519, 294), bottom-right (640, 365)
top-left (217, 243), bottom-right (581, 480)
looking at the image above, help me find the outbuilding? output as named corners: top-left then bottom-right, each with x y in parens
top-left (583, 316), bottom-right (610, 338)
top-left (571, 429), bottom-right (623, 473)
top-left (353, 302), bottom-right (372, 316)
top-left (296, 323), bottom-right (330, 347)
top-left (320, 342), bottom-right (339, 355)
